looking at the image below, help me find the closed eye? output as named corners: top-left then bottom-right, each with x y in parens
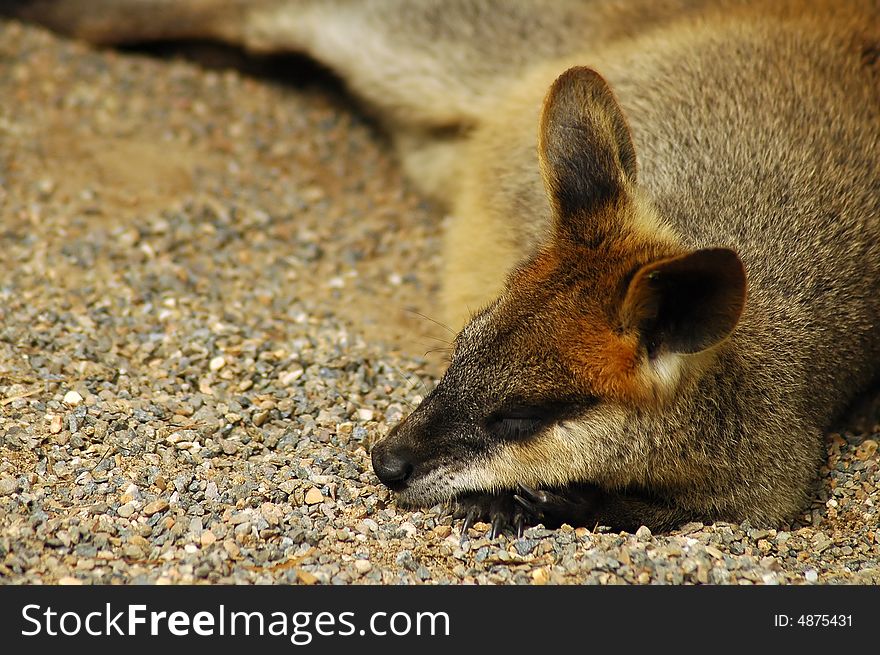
top-left (485, 399), bottom-right (596, 442)
top-left (488, 415), bottom-right (545, 440)
top-left (485, 407), bottom-right (554, 441)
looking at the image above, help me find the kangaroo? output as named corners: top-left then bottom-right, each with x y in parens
top-left (8, 0), bottom-right (880, 533)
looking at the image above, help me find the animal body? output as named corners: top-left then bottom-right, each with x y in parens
top-left (9, 0), bottom-right (880, 533)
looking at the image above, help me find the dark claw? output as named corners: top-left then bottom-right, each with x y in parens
top-left (513, 494), bottom-right (540, 516)
top-left (490, 508), bottom-right (511, 539)
top-left (460, 506), bottom-right (477, 541)
top-left (515, 514), bottom-right (525, 538)
top-left (517, 483), bottom-right (548, 504)
top-left (516, 482), bottom-right (537, 498)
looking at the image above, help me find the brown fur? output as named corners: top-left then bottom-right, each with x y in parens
top-left (10, 0), bottom-right (880, 532)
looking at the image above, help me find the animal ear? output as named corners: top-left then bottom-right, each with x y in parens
top-left (621, 248), bottom-right (747, 356)
top-left (538, 66), bottom-right (637, 227)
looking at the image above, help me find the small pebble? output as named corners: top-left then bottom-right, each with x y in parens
top-left (143, 499), bottom-right (169, 516)
top-left (0, 477), bottom-right (16, 496)
top-left (297, 570), bottom-right (318, 585)
top-left (63, 390), bottom-right (83, 406)
top-left (531, 569), bottom-right (550, 585)
top-left (433, 525), bottom-right (452, 538)
top-left (855, 439), bottom-right (877, 461)
top-left (116, 503), bottom-right (136, 518)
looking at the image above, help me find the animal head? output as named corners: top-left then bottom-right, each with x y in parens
top-left (372, 67), bottom-right (746, 506)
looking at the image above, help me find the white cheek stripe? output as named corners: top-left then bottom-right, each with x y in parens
top-left (397, 460), bottom-right (490, 506)
top-left (430, 405), bottom-right (630, 494)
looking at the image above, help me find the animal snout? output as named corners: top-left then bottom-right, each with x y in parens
top-left (371, 439), bottom-right (415, 489)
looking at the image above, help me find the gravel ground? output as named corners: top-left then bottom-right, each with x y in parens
top-left (1, 19), bottom-right (878, 586)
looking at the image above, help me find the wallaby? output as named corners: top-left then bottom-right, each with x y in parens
top-left (8, 0), bottom-right (880, 533)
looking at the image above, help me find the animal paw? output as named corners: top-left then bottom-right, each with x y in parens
top-left (451, 484), bottom-right (602, 538)
top-left (512, 483), bottom-right (602, 529)
top-left (452, 492), bottom-right (529, 540)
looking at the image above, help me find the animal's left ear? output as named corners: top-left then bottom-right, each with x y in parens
top-left (538, 66), bottom-right (637, 227)
top-left (620, 248), bottom-right (747, 356)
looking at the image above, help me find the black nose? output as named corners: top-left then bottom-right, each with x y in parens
top-left (371, 443), bottom-right (414, 488)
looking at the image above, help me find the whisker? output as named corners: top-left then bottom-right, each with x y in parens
top-left (421, 333), bottom-right (454, 346)
top-left (423, 346), bottom-right (453, 360)
top-left (405, 308), bottom-right (457, 336)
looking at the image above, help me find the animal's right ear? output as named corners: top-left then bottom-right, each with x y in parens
top-left (537, 66), bottom-right (637, 237)
top-left (620, 248), bottom-right (747, 357)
